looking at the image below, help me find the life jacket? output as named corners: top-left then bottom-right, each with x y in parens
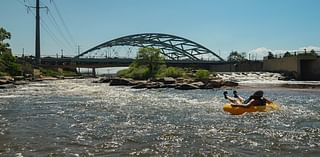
top-left (252, 98), bottom-right (267, 106)
top-left (245, 96), bottom-right (266, 106)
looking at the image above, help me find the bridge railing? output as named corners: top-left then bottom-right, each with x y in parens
top-left (263, 50), bottom-right (320, 60)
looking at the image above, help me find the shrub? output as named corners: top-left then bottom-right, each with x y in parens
top-left (0, 71), bottom-right (7, 76)
top-left (40, 68), bottom-right (62, 77)
top-left (116, 66), bottom-right (150, 80)
top-left (130, 66), bottom-right (150, 80)
top-left (156, 67), bottom-right (185, 78)
top-left (195, 69), bottom-right (210, 80)
top-left (116, 68), bottom-right (131, 78)
top-left (7, 62), bottom-right (22, 76)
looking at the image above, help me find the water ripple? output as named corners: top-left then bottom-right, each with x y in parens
top-left (0, 79), bottom-right (319, 156)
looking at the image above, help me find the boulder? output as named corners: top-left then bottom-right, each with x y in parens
top-left (175, 83), bottom-right (199, 90)
top-left (161, 84), bottom-right (177, 88)
top-left (13, 76), bottom-right (25, 81)
top-left (191, 81), bottom-right (205, 88)
top-left (153, 77), bottom-right (176, 84)
top-left (222, 81), bottom-right (239, 87)
top-left (132, 82), bottom-right (148, 89)
top-left (109, 78), bottom-right (133, 86)
top-left (204, 80), bottom-right (223, 89)
top-left (13, 81), bottom-right (28, 85)
top-left (98, 77), bottom-right (111, 83)
top-left (0, 76), bottom-right (14, 85)
top-left (0, 79), bottom-right (9, 85)
top-left (162, 77), bottom-right (176, 84)
top-left (41, 77), bottom-right (58, 81)
top-left (175, 77), bottom-right (185, 83)
top-left (147, 82), bottom-right (164, 89)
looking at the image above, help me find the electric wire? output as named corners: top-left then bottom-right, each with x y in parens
top-left (51, 0), bottom-right (77, 47)
top-left (17, 0), bottom-right (79, 55)
top-left (15, 0), bottom-right (68, 56)
top-left (46, 10), bottom-right (75, 50)
top-left (28, 8), bottom-right (71, 54)
top-left (38, 0), bottom-right (76, 52)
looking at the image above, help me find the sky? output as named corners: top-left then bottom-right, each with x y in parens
top-left (1, 0), bottom-right (320, 59)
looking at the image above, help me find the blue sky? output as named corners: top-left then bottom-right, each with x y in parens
top-left (1, 0), bottom-right (320, 59)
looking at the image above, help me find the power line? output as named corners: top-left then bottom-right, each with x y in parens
top-left (17, 0), bottom-right (73, 55)
top-left (47, 10), bottom-right (75, 50)
top-left (17, 0), bottom-right (78, 56)
top-left (50, 0), bottom-right (77, 47)
top-left (28, 9), bottom-right (67, 51)
top-left (39, 0), bottom-right (76, 52)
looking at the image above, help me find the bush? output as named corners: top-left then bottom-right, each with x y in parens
top-left (130, 66), bottom-right (150, 80)
top-left (62, 70), bottom-right (78, 76)
top-left (195, 69), bottom-right (210, 80)
top-left (156, 67), bottom-right (185, 78)
top-left (0, 71), bottom-right (7, 76)
top-left (116, 66), bottom-right (150, 80)
top-left (7, 62), bottom-right (22, 76)
top-left (40, 68), bottom-right (62, 77)
top-left (21, 63), bottom-right (33, 74)
top-left (0, 52), bottom-right (22, 76)
top-left (117, 68), bottom-right (131, 78)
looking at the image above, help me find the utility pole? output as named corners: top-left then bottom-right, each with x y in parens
top-left (25, 0), bottom-right (48, 65)
top-left (35, 0), bottom-right (40, 64)
top-left (22, 48), bottom-right (25, 57)
top-left (61, 49), bottom-right (64, 58)
top-left (77, 45), bottom-right (80, 56)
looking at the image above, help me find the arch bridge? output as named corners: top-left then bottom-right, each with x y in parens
top-left (75, 33), bottom-right (225, 62)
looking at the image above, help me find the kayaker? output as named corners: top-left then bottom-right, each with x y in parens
top-left (224, 90), bottom-right (272, 107)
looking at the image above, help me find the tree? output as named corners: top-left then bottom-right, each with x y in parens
top-left (117, 47), bottom-right (165, 79)
top-left (267, 51), bottom-right (275, 59)
top-left (310, 49), bottom-right (318, 57)
top-left (0, 27), bottom-right (11, 54)
top-left (0, 27), bottom-right (21, 76)
top-left (134, 47), bottom-right (165, 76)
top-left (283, 51), bottom-right (292, 57)
top-left (227, 51), bottom-right (246, 62)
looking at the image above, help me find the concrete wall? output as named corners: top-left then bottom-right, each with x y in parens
top-left (263, 56), bottom-right (298, 72)
top-left (210, 61), bottom-right (263, 72)
top-left (263, 55), bottom-right (319, 80)
top-left (300, 59), bottom-right (320, 80)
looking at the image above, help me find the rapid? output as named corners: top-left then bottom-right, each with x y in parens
top-left (0, 77), bottom-right (319, 156)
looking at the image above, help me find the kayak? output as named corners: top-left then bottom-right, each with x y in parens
top-left (223, 102), bottom-right (279, 115)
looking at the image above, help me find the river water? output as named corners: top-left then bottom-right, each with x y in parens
top-left (0, 79), bottom-right (319, 156)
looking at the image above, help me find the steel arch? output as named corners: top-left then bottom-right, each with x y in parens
top-left (75, 33), bottom-right (225, 61)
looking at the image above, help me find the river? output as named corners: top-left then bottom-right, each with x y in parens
top-left (0, 79), bottom-right (319, 156)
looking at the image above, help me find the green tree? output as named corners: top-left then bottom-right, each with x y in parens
top-left (0, 27), bottom-right (11, 54)
top-left (0, 52), bottom-right (21, 76)
top-left (134, 47), bottom-right (165, 76)
top-left (0, 27), bottom-right (21, 76)
top-left (227, 51), bottom-right (246, 62)
top-left (117, 47), bottom-right (165, 79)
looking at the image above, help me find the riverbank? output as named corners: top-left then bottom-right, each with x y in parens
top-left (0, 75), bottom-right (86, 89)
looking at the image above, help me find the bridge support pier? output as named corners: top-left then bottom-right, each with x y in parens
top-left (92, 67), bottom-right (96, 77)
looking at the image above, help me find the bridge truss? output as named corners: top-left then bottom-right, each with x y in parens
top-left (75, 33), bottom-right (225, 61)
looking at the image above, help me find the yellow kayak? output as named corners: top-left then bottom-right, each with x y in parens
top-left (223, 102), bottom-right (279, 115)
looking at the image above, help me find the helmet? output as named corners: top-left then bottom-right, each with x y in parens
top-left (253, 90), bottom-right (264, 98)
